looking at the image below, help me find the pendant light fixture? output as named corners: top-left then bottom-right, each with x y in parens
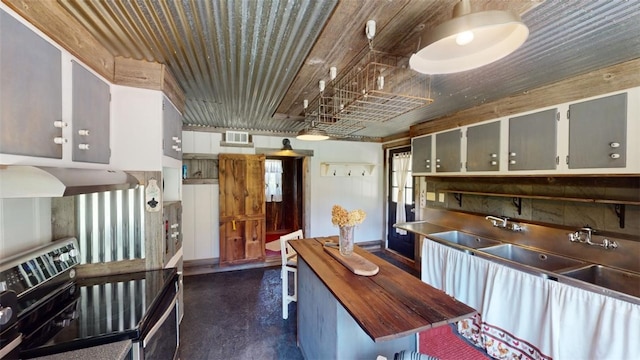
top-left (409, 0), bottom-right (528, 74)
top-left (296, 122), bottom-right (330, 141)
top-left (297, 98), bottom-right (330, 141)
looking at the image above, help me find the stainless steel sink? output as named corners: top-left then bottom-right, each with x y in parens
top-left (558, 265), bottom-right (640, 300)
top-left (478, 244), bottom-right (586, 272)
top-left (427, 231), bottom-right (502, 251)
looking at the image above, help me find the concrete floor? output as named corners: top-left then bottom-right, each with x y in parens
top-left (178, 250), bottom-right (417, 360)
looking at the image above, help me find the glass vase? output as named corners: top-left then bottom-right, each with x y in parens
top-left (339, 225), bottom-right (355, 256)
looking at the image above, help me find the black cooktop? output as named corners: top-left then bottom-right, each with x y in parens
top-left (19, 268), bottom-right (177, 358)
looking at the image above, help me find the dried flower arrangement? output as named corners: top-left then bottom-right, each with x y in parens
top-left (331, 205), bottom-right (366, 227)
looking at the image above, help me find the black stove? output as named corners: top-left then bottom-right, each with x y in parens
top-left (0, 238), bottom-right (179, 360)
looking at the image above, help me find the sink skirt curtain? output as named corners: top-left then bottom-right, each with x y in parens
top-left (421, 239), bottom-right (640, 359)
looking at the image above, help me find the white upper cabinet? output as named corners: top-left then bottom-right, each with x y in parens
top-left (435, 129), bottom-right (462, 173)
top-left (411, 87), bottom-right (639, 176)
top-left (0, 9), bottom-right (63, 159)
top-left (111, 87), bottom-right (183, 171)
top-left (508, 108), bottom-right (558, 171)
top-left (163, 97), bottom-right (183, 160)
top-left (466, 121), bottom-right (500, 172)
top-left (567, 93), bottom-right (627, 169)
top-left (71, 61), bottom-right (111, 164)
top-left (0, 9), bottom-right (112, 168)
top-left (411, 135), bottom-right (432, 174)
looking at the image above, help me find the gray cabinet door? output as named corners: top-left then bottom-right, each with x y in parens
top-left (568, 93), bottom-right (627, 169)
top-left (508, 109), bottom-right (557, 171)
top-left (411, 135), bottom-right (431, 173)
top-left (72, 61), bottom-right (110, 163)
top-left (435, 129), bottom-right (461, 172)
top-left (467, 121), bottom-right (500, 172)
top-left (163, 98), bottom-right (182, 160)
top-left (0, 10), bottom-right (62, 158)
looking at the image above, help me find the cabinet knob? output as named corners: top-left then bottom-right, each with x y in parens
top-left (78, 143), bottom-right (90, 150)
top-left (425, 165), bottom-right (430, 169)
top-left (78, 129), bottom-right (90, 136)
top-left (425, 159), bottom-right (430, 163)
top-left (53, 121), bottom-right (68, 128)
top-left (490, 153), bottom-right (497, 158)
top-left (54, 137), bottom-right (68, 144)
top-left (610, 153), bottom-right (620, 159)
top-left (509, 152), bottom-right (516, 157)
top-left (490, 161), bottom-right (498, 166)
top-left (435, 158), bottom-right (441, 163)
top-left (609, 142), bottom-right (620, 148)
top-left (509, 160), bottom-right (517, 165)
top-left (436, 164), bottom-right (441, 168)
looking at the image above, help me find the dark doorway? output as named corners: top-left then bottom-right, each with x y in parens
top-left (265, 156), bottom-right (304, 258)
top-left (387, 147), bottom-right (415, 259)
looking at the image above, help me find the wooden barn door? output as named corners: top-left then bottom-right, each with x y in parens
top-left (219, 154), bottom-right (266, 266)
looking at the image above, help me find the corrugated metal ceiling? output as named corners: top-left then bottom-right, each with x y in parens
top-left (57, 0), bottom-right (640, 140)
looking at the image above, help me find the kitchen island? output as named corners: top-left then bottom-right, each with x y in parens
top-left (288, 237), bottom-right (476, 360)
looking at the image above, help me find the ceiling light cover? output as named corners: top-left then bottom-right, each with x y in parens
top-left (296, 127), bottom-right (330, 141)
top-left (410, 1), bottom-right (529, 74)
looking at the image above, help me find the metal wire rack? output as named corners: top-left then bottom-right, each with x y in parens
top-left (305, 50), bottom-right (433, 137)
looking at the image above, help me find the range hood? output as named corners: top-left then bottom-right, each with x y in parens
top-left (0, 165), bottom-right (139, 198)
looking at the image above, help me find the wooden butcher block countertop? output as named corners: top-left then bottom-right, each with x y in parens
top-left (288, 237), bottom-right (477, 342)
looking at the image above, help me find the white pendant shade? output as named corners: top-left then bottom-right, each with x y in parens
top-left (410, 2), bottom-right (529, 75)
top-left (296, 127), bottom-right (329, 141)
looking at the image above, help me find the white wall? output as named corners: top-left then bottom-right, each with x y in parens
top-left (0, 198), bottom-right (52, 259)
top-left (181, 131), bottom-right (384, 261)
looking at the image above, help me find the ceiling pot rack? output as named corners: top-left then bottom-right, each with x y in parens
top-left (440, 189), bottom-right (637, 229)
top-left (300, 20), bottom-right (433, 138)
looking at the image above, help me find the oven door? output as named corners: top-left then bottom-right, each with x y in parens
top-left (131, 291), bottom-right (179, 360)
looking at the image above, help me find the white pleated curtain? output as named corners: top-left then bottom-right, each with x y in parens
top-left (394, 152), bottom-right (411, 234)
top-left (265, 159), bottom-right (283, 202)
top-left (421, 239), bottom-right (640, 359)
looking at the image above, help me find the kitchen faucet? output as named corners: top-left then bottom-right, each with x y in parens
top-left (568, 226), bottom-right (618, 249)
top-left (485, 215), bottom-right (524, 232)
top-left (485, 215), bottom-right (508, 228)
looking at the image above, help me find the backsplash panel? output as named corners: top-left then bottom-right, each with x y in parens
top-left (419, 177), bottom-right (640, 239)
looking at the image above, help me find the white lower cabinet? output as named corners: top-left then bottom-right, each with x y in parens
top-left (181, 184), bottom-right (219, 261)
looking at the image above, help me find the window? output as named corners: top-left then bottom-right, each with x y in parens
top-left (391, 152), bottom-right (413, 205)
top-left (265, 159), bottom-right (283, 202)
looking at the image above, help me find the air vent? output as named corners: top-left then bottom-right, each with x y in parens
top-left (225, 131), bottom-right (249, 144)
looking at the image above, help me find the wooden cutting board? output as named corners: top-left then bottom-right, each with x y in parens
top-left (323, 245), bottom-right (379, 276)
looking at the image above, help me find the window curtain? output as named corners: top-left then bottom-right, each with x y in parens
top-left (394, 153), bottom-right (411, 234)
top-left (265, 159), bottom-right (283, 202)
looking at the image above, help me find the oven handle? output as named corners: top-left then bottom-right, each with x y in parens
top-left (142, 292), bottom-right (178, 347)
top-left (0, 334), bottom-right (22, 358)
